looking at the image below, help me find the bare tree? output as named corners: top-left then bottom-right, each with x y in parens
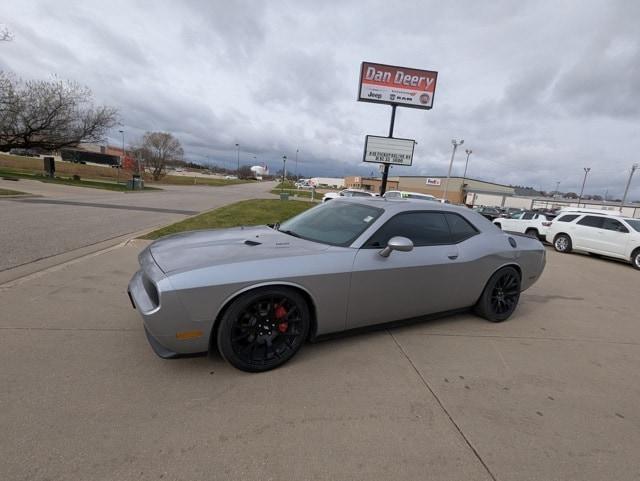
top-left (136, 132), bottom-right (184, 180)
top-left (0, 25), bottom-right (13, 42)
top-left (0, 71), bottom-right (118, 151)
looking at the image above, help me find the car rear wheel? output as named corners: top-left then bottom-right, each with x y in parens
top-left (553, 234), bottom-right (572, 253)
top-left (217, 287), bottom-right (310, 372)
top-left (474, 266), bottom-right (521, 322)
top-left (525, 228), bottom-right (538, 239)
top-left (494, 223), bottom-right (502, 229)
top-left (631, 249), bottom-right (640, 271)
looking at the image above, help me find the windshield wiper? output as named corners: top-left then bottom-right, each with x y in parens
top-left (278, 228), bottom-right (301, 239)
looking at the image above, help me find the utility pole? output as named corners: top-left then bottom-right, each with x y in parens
top-left (620, 163), bottom-right (639, 211)
top-left (553, 181), bottom-right (560, 198)
top-left (443, 139), bottom-right (464, 203)
top-left (295, 149), bottom-right (299, 180)
top-left (235, 143), bottom-right (240, 173)
top-left (577, 167), bottom-right (591, 207)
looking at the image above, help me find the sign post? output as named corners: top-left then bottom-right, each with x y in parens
top-left (358, 61), bottom-right (438, 195)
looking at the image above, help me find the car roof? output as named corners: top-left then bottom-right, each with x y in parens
top-left (335, 195), bottom-right (471, 214)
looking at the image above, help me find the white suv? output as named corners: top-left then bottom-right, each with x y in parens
top-left (546, 209), bottom-right (640, 270)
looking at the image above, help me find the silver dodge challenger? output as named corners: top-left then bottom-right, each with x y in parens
top-left (128, 198), bottom-right (546, 372)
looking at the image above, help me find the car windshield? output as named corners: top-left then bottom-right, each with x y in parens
top-left (626, 219), bottom-right (640, 232)
top-left (278, 201), bottom-right (383, 246)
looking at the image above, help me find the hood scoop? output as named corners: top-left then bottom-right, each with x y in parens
top-left (244, 239), bottom-right (261, 246)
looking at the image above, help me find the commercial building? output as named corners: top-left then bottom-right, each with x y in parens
top-left (396, 176), bottom-right (514, 203)
top-left (344, 176), bottom-right (399, 192)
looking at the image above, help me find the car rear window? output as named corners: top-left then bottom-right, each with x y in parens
top-left (557, 214), bottom-right (579, 222)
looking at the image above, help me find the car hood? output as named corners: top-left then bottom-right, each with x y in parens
top-left (148, 226), bottom-right (331, 274)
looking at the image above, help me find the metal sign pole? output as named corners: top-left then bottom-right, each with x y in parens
top-left (380, 104), bottom-right (397, 196)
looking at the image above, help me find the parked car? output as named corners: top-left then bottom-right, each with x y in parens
top-left (128, 197), bottom-right (546, 372)
top-left (546, 209), bottom-right (640, 269)
top-left (493, 211), bottom-right (555, 241)
top-left (474, 206), bottom-right (502, 221)
top-left (383, 190), bottom-right (439, 201)
top-left (500, 207), bottom-right (526, 218)
top-left (322, 189), bottom-right (376, 202)
top-left (224, 175), bottom-right (238, 180)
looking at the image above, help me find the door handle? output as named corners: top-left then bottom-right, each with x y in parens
top-left (448, 253), bottom-right (458, 260)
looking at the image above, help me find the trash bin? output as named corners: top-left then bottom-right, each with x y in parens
top-left (43, 157), bottom-right (55, 177)
top-left (131, 174), bottom-right (143, 190)
top-left (280, 192), bottom-right (289, 201)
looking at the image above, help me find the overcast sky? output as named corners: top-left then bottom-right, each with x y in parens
top-left (2, 0), bottom-right (639, 198)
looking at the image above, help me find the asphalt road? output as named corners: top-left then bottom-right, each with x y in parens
top-left (0, 178), bottom-right (276, 274)
top-left (1, 244), bottom-right (639, 481)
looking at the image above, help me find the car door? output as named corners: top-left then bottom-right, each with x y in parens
top-left (599, 218), bottom-right (630, 257)
top-left (573, 215), bottom-right (605, 251)
top-left (346, 211), bottom-right (464, 329)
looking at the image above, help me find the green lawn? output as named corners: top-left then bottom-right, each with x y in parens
top-left (270, 188), bottom-right (315, 199)
top-left (0, 168), bottom-right (160, 192)
top-left (0, 187), bottom-right (28, 196)
top-left (141, 199), bottom-right (314, 240)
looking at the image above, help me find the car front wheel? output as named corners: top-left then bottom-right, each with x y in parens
top-left (554, 234), bottom-right (572, 253)
top-left (632, 249), bottom-right (640, 271)
top-left (474, 266), bottom-right (521, 322)
top-left (217, 287), bottom-right (310, 372)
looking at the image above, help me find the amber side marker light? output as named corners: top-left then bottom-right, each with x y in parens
top-left (176, 330), bottom-right (204, 340)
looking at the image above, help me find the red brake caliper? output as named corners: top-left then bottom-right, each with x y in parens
top-left (274, 304), bottom-right (288, 333)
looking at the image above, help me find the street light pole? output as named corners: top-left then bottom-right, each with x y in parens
top-left (461, 148), bottom-right (472, 202)
top-left (118, 129), bottom-right (125, 183)
top-left (577, 167), bottom-right (591, 207)
top-left (282, 155), bottom-right (287, 184)
top-left (620, 163), bottom-right (639, 212)
top-left (295, 149), bottom-right (299, 180)
top-left (443, 139), bottom-right (464, 203)
top-left (235, 143), bottom-right (240, 173)
top-left (555, 181), bottom-right (560, 197)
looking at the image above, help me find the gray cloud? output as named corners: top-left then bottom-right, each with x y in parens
top-left (1, 0), bottom-right (639, 199)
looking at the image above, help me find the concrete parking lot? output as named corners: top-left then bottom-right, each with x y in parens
top-left (1, 240), bottom-right (639, 481)
top-left (0, 178), bottom-right (275, 279)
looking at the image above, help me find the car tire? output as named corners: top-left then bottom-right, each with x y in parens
top-left (217, 287), bottom-right (310, 372)
top-left (525, 228), bottom-right (538, 239)
top-left (494, 223), bottom-right (502, 229)
top-left (631, 248), bottom-right (640, 271)
top-left (474, 266), bottom-right (521, 322)
top-left (553, 234), bottom-right (572, 253)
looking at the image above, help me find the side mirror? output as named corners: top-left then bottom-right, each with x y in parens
top-left (379, 236), bottom-right (414, 257)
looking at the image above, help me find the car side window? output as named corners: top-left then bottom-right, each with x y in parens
top-left (385, 192), bottom-right (400, 199)
top-left (365, 212), bottom-right (451, 248)
top-left (557, 214), bottom-right (579, 222)
top-left (576, 216), bottom-right (604, 228)
top-left (522, 212), bottom-right (535, 220)
top-left (445, 213), bottom-right (479, 243)
top-left (602, 218), bottom-right (628, 233)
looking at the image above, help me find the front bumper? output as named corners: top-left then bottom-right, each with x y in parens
top-left (127, 248), bottom-right (210, 357)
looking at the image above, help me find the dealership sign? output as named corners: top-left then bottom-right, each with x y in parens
top-left (358, 62), bottom-right (438, 110)
top-left (363, 135), bottom-right (415, 166)
top-left (425, 178), bottom-right (442, 186)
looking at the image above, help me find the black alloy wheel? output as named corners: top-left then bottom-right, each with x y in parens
top-left (475, 266), bottom-right (521, 322)
top-left (217, 287), bottom-right (310, 372)
top-left (632, 249), bottom-right (640, 271)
